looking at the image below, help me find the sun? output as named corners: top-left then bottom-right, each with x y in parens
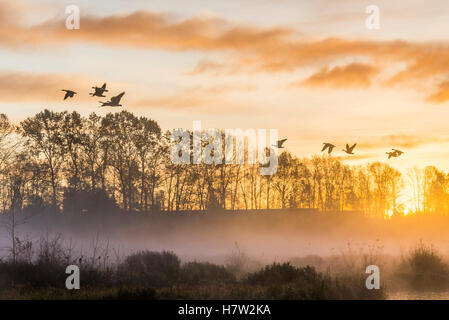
top-left (399, 185), bottom-right (418, 216)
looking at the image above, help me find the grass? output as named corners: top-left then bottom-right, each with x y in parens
top-left (118, 250), bottom-right (181, 287)
top-left (396, 241), bottom-right (449, 291)
top-left (0, 243), bottom-right (386, 300)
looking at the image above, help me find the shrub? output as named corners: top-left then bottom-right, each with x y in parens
top-left (246, 263), bottom-right (318, 286)
top-left (0, 261), bottom-right (66, 288)
top-left (225, 246), bottom-right (261, 278)
top-left (397, 241), bottom-right (449, 290)
top-left (243, 263), bottom-right (386, 300)
top-left (180, 261), bottom-right (235, 285)
top-left (119, 250), bottom-right (180, 287)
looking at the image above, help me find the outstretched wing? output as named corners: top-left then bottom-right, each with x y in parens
top-left (349, 143), bottom-right (357, 152)
top-left (328, 145), bottom-right (334, 154)
top-left (62, 90), bottom-right (70, 100)
top-left (101, 83), bottom-right (107, 90)
top-left (321, 144), bottom-right (328, 152)
top-left (111, 92), bottom-right (125, 104)
top-left (278, 139), bottom-right (287, 147)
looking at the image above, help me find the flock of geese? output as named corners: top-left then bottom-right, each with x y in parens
top-left (322, 142), bottom-right (404, 159)
top-left (60, 86), bottom-right (403, 161)
top-left (61, 83), bottom-right (125, 107)
top-left (273, 140), bottom-right (404, 160)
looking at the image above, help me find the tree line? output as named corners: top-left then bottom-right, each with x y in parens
top-left (0, 109), bottom-right (446, 217)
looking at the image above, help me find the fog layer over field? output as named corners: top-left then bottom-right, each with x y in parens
top-left (4, 212), bottom-right (449, 264)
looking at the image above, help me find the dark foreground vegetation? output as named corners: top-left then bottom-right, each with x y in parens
top-left (0, 236), bottom-right (385, 300)
top-left (2, 235), bottom-right (449, 299)
top-left (395, 241), bottom-right (449, 291)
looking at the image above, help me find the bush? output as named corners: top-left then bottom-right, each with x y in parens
top-left (120, 251), bottom-right (180, 287)
top-left (246, 263), bottom-right (318, 286)
top-left (225, 247), bottom-right (261, 278)
top-left (0, 247), bottom-right (387, 300)
top-left (243, 263), bottom-right (385, 300)
top-left (0, 261), bottom-right (65, 288)
top-left (397, 241), bottom-right (449, 290)
top-left (180, 261), bottom-right (235, 285)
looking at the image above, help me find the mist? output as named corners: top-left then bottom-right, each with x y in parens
top-left (5, 211), bottom-right (449, 263)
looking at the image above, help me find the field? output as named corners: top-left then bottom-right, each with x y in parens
top-left (2, 211), bottom-right (449, 299)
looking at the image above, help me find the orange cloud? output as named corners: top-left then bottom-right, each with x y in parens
top-left (0, 66), bottom-right (257, 112)
top-left (3, 2), bottom-right (449, 103)
top-left (134, 85), bottom-right (256, 113)
top-left (299, 63), bottom-right (378, 88)
top-left (359, 134), bottom-right (449, 150)
top-left (0, 2), bottom-right (292, 51)
top-left (0, 71), bottom-right (92, 102)
top-left (187, 59), bottom-right (227, 75)
top-left (427, 81), bottom-right (449, 103)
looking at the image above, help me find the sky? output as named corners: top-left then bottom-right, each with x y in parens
top-left (3, 0), bottom-right (449, 172)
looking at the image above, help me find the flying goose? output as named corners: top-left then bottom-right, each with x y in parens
top-left (272, 139), bottom-right (287, 148)
top-left (321, 143), bottom-right (335, 154)
top-left (386, 151), bottom-right (396, 159)
top-left (387, 149), bottom-right (404, 159)
top-left (62, 89), bottom-right (77, 100)
top-left (99, 92), bottom-right (125, 107)
top-left (90, 83), bottom-right (108, 97)
top-left (342, 143), bottom-right (357, 155)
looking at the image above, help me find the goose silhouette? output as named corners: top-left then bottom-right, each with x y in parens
top-left (321, 143), bottom-right (335, 154)
top-left (90, 83), bottom-right (108, 97)
top-left (342, 143), bottom-right (357, 155)
top-left (99, 92), bottom-right (125, 107)
top-left (386, 151), bottom-right (396, 159)
top-left (272, 139), bottom-right (287, 148)
top-left (62, 89), bottom-right (77, 100)
top-left (387, 149), bottom-right (404, 159)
